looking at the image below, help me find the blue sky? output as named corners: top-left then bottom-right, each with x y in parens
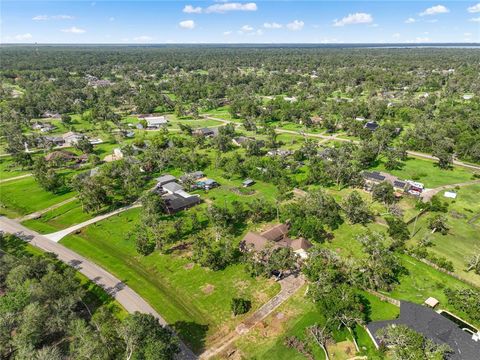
top-left (2, 1), bottom-right (479, 43)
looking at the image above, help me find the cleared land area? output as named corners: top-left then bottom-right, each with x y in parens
top-left (59, 207), bottom-right (281, 353)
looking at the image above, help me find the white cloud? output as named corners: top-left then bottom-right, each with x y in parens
top-left (470, 16), bottom-right (480, 21)
top-left (179, 20), bottom-right (195, 29)
top-left (241, 24), bottom-right (254, 32)
top-left (264, 22), bottom-right (282, 29)
top-left (405, 17), bottom-right (416, 23)
top-left (467, 3), bottom-right (480, 13)
top-left (14, 33), bottom-right (33, 41)
top-left (415, 37), bottom-right (431, 42)
top-left (223, 31), bottom-right (232, 36)
top-left (286, 20), bottom-right (304, 31)
top-left (183, 5), bottom-right (202, 14)
top-left (333, 13), bottom-right (373, 26)
top-left (33, 14), bottom-right (74, 21)
top-left (61, 26), bottom-right (86, 34)
top-left (133, 35), bottom-right (153, 42)
top-left (420, 5), bottom-right (449, 16)
top-left (464, 32), bottom-right (472, 36)
top-left (205, 2), bottom-right (257, 13)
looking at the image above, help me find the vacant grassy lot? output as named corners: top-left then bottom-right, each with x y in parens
top-left (22, 199), bottom-right (92, 234)
top-left (0, 156), bottom-right (32, 180)
top-left (408, 184), bottom-right (480, 287)
top-left (0, 176), bottom-right (75, 218)
top-left (59, 208), bottom-right (280, 353)
top-left (233, 286), bottom-right (398, 360)
top-left (370, 156), bottom-right (475, 188)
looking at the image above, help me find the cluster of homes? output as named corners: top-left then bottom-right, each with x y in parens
top-left (41, 132), bottom-right (102, 148)
top-left (241, 223), bottom-right (312, 259)
top-left (363, 171), bottom-right (424, 196)
top-left (154, 171), bottom-right (220, 213)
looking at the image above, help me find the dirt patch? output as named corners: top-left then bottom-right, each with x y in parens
top-left (327, 340), bottom-right (357, 360)
top-left (202, 283), bottom-right (215, 294)
top-left (184, 262), bottom-right (194, 270)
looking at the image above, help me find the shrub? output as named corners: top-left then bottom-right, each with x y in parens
top-left (231, 298), bottom-right (251, 316)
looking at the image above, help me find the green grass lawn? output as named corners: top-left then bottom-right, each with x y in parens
top-left (22, 199), bottom-right (92, 234)
top-left (0, 176), bottom-right (75, 218)
top-left (233, 286), bottom-right (398, 360)
top-left (0, 156), bottom-right (32, 180)
top-left (408, 184), bottom-right (480, 287)
top-left (370, 156), bottom-right (475, 188)
top-left (59, 207), bottom-right (280, 353)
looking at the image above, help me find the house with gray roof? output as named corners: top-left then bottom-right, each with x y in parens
top-left (366, 301), bottom-right (480, 360)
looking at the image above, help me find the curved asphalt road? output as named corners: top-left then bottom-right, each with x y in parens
top-left (0, 216), bottom-right (197, 360)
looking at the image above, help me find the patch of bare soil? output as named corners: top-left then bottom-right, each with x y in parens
top-left (202, 283), bottom-right (215, 294)
top-left (184, 262), bottom-right (194, 270)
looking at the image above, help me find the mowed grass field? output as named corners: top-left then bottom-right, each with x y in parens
top-left (0, 176), bottom-right (75, 218)
top-left (59, 207), bottom-right (281, 353)
top-left (408, 184), bottom-right (480, 287)
top-left (369, 156), bottom-right (476, 188)
top-left (232, 286), bottom-right (399, 360)
top-left (325, 222), bottom-right (480, 327)
top-left (22, 199), bottom-right (92, 234)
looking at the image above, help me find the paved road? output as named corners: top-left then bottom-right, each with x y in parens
top-left (0, 173), bottom-right (33, 183)
top-left (199, 274), bottom-right (305, 359)
top-left (18, 196), bottom-right (78, 221)
top-left (205, 115), bottom-right (480, 171)
top-left (44, 203), bottom-right (141, 242)
top-left (420, 179), bottom-right (480, 202)
top-left (0, 216), bottom-right (197, 360)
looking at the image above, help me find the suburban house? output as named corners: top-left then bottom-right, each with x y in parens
top-left (180, 171), bottom-right (204, 183)
top-left (366, 301), bottom-right (480, 360)
top-left (163, 193), bottom-right (201, 213)
top-left (194, 178), bottom-right (219, 190)
top-left (142, 116), bottom-right (168, 129)
top-left (103, 148), bottom-right (124, 162)
top-left (156, 174), bottom-right (177, 187)
top-left (155, 174), bottom-right (201, 213)
top-left (41, 111), bottom-right (61, 119)
top-left (362, 171), bottom-right (424, 197)
top-left (364, 121), bottom-right (379, 131)
top-left (32, 122), bottom-right (55, 132)
top-left (62, 132), bottom-right (84, 146)
top-left (43, 136), bottom-right (65, 147)
top-left (232, 136), bottom-right (260, 147)
top-left (267, 149), bottom-right (294, 157)
top-left (241, 223), bottom-right (312, 259)
top-left (309, 116), bottom-right (323, 125)
top-left (193, 127), bottom-right (218, 137)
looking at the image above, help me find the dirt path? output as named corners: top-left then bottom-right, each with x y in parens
top-left (420, 179), bottom-right (480, 202)
top-left (18, 196), bottom-right (78, 222)
top-left (199, 274), bottom-right (305, 359)
top-left (0, 216), bottom-right (196, 360)
top-left (0, 173), bottom-right (33, 183)
top-left (44, 203), bottom-right (142, 242)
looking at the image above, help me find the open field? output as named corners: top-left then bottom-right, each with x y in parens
top-left (408, 183), bottom-right (480, 287)
top-left (0, 175), bottom-right (75, 218)
top-left (370, 156), bottom-right (476, 188)
top-left (59, 207), bottom-right (281, 353)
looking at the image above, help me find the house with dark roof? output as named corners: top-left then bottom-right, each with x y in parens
top-left (180, 171), bottom-right (205, 183)
top-left (241, 223), bottom-right (312, 259)
top-left (193, 127), bottom-right (217, 137)
top-left (364, 121), bottom-right (379, 131)
top-left (366, 301), bottom-right (480, 360)
top-left (163, 193), bottom-right (201, 213)
top-left (242, 179), bottom-right (255, 187)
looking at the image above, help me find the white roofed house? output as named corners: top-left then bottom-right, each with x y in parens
top-left (144, 116), bottom-right (168, 129)
top-left (62, 132), bottom-right (84, 146)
